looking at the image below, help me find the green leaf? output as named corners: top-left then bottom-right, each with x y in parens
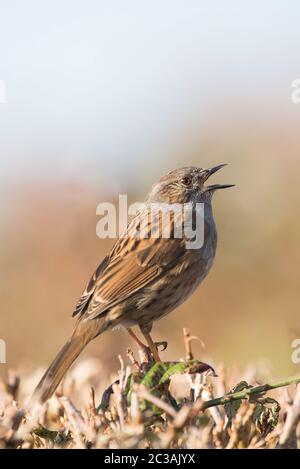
top-left (141, 362), bottom-right (170, 389)
top-left (32, 425), bottom-right (59, 441)
top-left (252, 397), bottom-right (280, 436)
top-left (224, 381), bottom-right (251, 421)
top-left (124, 360), bottom-right (215, 416)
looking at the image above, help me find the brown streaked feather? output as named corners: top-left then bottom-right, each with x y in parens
top-left (73, 209), bottom-right (187, 321)
top-left (85, 256), bottom-right (161, 319)
top-left (72, 256), bottom-right (109, 317)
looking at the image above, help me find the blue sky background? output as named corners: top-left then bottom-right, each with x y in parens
top-left (0, 0), bottom-right (300, 191)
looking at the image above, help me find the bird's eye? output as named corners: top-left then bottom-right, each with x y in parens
top-left (181, 175), bottom-right (192, 186)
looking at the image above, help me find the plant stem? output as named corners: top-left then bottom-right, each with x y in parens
top-left (201, 375), bottom-right (300, 411)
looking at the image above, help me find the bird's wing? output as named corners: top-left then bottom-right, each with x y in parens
top-left (72, 256), bottom-right (109, 318)
top-left (73, 210), bottom-right (187, 320)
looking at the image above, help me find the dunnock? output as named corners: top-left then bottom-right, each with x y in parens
top-left (32, 165), bottom-right (233, 403)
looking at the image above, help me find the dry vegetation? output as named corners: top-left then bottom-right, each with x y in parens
top-left (0, 329), bottom-right (300, 450)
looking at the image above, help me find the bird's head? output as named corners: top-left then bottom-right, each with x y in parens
top-left (147, 164), bottom-right (234, 205)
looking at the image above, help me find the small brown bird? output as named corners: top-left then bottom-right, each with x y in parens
top-left (32, 165), bottom-right (233, 404)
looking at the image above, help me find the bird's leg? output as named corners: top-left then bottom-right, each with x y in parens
top-left (127, 328), bottom-right (153, 363)
top-left (141, 331), bottom-right (161, 362)
top-left (127, 328), bottom-right (167, 363)
top-left (127, 328), bottom-right (148, 349)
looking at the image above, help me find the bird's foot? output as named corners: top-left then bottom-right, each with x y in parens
top-left (138, 340), bottom-right (168, 364)
top-left (154, 341), bottom-right (168, 352)
top-left (127, 328), bottom-right (168, 364)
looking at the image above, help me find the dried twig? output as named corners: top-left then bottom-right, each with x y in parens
top-left (278, 385), bottom-right (300, 448)
top-left (136, 385), bottom-right (177, 418)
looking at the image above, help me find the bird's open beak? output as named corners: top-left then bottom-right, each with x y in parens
top-left (202, 164), bottom-right (235, 191)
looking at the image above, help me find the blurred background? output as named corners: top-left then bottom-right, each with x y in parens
top-left (1, 1), bottom-right (300, 381)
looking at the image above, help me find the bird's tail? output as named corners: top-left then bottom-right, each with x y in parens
top-left (30, 324), bottom-right (98, 406)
